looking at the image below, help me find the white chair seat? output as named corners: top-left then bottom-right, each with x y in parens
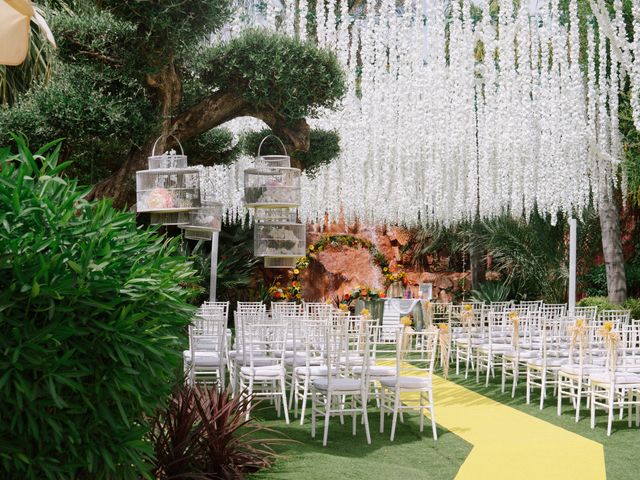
top-left (240, 365), bottom-right (285, 378)
top-left (527, 358), bottom-right (565, 368)
top-left (477, 343), bottom-right (512, 353)
top-left (339, 354), bottom-right (365, 366)
top-left (313, 377), bottom-right (362, 391)
top-left (559, 365), bottom-right (605, 376)
top-left (380, 375), bottom-right (432, 389)
top-left (352, 365), bottom-right (396, 376)
top-left (236, 356), bottom-right (280, 367)
top-left (183, 351), bottom-right (224, 366)
top-left (590, 372), bottom-right (640, 385)
top-left (502, 349), bottom-right (538, 360)
top-left (294, 366), bottom-right (337, 376)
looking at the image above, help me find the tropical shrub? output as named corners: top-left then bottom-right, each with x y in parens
top-left (149, 385), bottom-right (281, 479)
top-left (577, 296), bottom-right (622, 311)
top-left (470, 281), bottom-right (512, 303)
top-left (623, 298), bottom-right (640, 320)
top-left (0, 138), bottom-right (199, 479)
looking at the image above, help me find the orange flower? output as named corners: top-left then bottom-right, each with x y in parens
top-left (379, 292), bottom-right (386, 299)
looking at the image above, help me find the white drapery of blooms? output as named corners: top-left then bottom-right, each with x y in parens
top-left (202, 0), bottom-right (636, 226)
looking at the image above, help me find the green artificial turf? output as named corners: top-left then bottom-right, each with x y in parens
top-left (251, 368), bottom-right (640, 480)
top-left (250, 403), bottom-right (471, 480)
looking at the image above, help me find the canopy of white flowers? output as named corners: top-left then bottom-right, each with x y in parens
top-left (202, 0), bottom-right (640, 226)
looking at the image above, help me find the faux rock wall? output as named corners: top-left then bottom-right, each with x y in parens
top-left (302, 219), bottom-right (470, 301)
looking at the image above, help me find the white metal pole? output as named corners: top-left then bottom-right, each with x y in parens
top-left (210, 231), bottom-right (219, 302)
top-left (568, 218), bottom-right (577, 314)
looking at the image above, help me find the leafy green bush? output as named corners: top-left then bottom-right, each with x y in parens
top-left (0, 137), bottom-right (199, 479)
top-left (624, 298), bottom-right (640, 320)
top-left (204, 29), bottom-right (346, 120)
top-left (577, 296), bottom-right (623, 311)
top-left (470, 281), bottom-right (512, 303)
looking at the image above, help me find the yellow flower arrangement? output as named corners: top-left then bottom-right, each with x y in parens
top-left (508, 311), bottom-right (519, 321)
top-left (361, 308), bottom-right (370, 317)
top-left (437, 323), bottom-right (449, 332)
top-left (400, 315), bottom-right (412, 326)
top-left (603, 321), bottom-right (613, 332)
top-left (339, 303), bottom-right (349, 311)
top-left (575, 318), bottom-right (585, 328)
top-left (463, 304), bottom-right (473, 311)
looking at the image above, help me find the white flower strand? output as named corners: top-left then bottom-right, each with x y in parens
top-left (201, 0), bottom-right (625, 227)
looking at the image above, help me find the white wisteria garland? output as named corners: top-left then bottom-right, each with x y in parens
top-left (202, 0), bottom-right (638, 226)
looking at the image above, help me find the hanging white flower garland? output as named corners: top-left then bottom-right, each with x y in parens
top-left (202, 0), bottom-right (633, 226)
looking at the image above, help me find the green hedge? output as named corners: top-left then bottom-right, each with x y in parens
top-left (577, 296), bottom-right (640, 319)
top-left (0, 138), bottom-right (199, 479)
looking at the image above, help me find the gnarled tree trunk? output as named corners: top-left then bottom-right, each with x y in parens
top-left (599, 184), bottom-right (627, 304)
top-left (88, 83), bottom-right (311, 209)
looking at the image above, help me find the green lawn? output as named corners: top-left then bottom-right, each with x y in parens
top-left (251, 369), bottom-right (640, 479)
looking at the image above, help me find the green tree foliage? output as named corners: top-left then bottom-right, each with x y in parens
top-left (203, 30), bottom-right (346, 120)
top-left (242, 128), bottom-right (341, 175)
top-left (0, 2), bottom-right (346, 206)
top-left (0, 137), bottom-right (199, 479)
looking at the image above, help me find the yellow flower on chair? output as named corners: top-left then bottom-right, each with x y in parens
top-left (603, 321), bottom-right (613, 332)
top-left (575, 318), bottom-right (585, 328)
top-left (361, 308), bottom-right (370, 317)
top-left (400, 315), bottom-right (412, 327)
top-left (463, 304), bottom-right (473, 311)
top-left (437, 323), bottom-right (449, 332)
top-left (339, 303), bottom-right (349, 311)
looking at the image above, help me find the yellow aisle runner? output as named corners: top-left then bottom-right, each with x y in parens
top-left (401, 375), bottom-right (606, 480)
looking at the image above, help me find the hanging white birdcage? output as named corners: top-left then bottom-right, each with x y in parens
top-left (150, 211), bottom-right (189, 225)
top-left (244, 167), bottom-right (301, 208)
top-left (254, 136), bottom-right (291, 168)
top-left (136, 168), bottom-right (201, 212)
top-left (180, 201), bottom-right (223, 240)
top-left (254, 219), bottom-right (305, 258)
top-left (136, 136), bottom-right (200, 214)
top-left (244, 135), bottom-right (301, 208)
top-left (147, 144), bottom-right (188, 170)
top-left (254, 208), bottom-right (297, 223)
top-left (255, 155), bottom-right (290, 169)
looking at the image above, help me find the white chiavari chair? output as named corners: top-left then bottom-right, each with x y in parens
top-left (310, 319), bottom-right (372, 446)
top-left (574, 306), bottom-right (598, 324)
top-left (589, 325), bottom-right (640, 435)
top-left (475, 311), bottom-right (512, 386)
top-left (184, 305), bottom-right (228, 387)
top-left (238, 319), bottom-right (290, 423)
top-left (526, 317), bottom-right (569, 409)
top-left (379, 327), bottom-right (439, 441)
top-left (290, 317), bottom-right (331, 424)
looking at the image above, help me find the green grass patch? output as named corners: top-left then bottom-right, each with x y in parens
top-left (250, 404), bottom-right (470, 480)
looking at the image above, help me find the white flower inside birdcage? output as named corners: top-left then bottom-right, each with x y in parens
top-left (136, 168), bottom-right (201, 212)
top-left (264, 256), bottom-right (298, 269)
top-left (179, 201), bottom-right (223, 240)
top-left (244, 167), bottom-right (301, 208)
top-left (254, 220), bottom-right (305, 258)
